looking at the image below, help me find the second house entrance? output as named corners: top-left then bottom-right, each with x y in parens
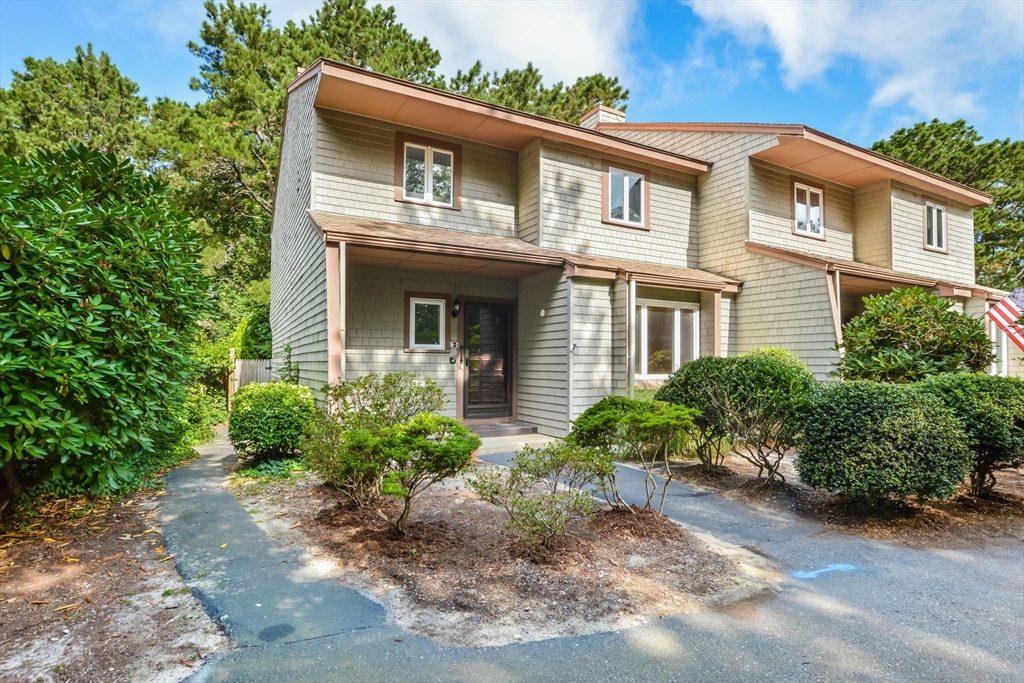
top-left (463, 302), bottom-right (513, 419)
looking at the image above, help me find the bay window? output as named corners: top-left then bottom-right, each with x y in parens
top-left (634, 299), bottom-right (699, 379)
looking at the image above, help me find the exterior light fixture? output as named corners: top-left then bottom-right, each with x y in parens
top-left (451, 299), bottom-right (461, 318)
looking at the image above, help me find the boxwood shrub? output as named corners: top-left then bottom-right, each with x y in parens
top-left (229, 382), bottom-right (315, 462)
top-left (918, 374), bottom-right (1024, 497)
top-left (796, 381), bottom-right (970, 502)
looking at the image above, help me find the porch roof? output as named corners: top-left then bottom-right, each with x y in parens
top-left (309, 210), bottom-right (741, 293)
top-left (744, 241), bottom-right (1003, 300)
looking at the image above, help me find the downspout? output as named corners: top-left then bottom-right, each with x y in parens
top-left (627, 279), bottom-right (636, 397)
top-left (566, 275), bottom-right (574, 431)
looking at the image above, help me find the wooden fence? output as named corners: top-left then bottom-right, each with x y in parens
top-left (227, 353), bottom-right (274, 409)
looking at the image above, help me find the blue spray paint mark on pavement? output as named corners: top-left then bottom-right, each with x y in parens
top-left (791, 563), bottom-right (859, 579)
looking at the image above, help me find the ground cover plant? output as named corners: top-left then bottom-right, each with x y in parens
top-left (796, 381), bottom-right (971, 502)
top-left (918, 373), bottom-right (1024, 496)
top-left (0, 147), bottom-right (209, 504)
top-left (228, 381), bottom-right (315, 462)
top-left (469, 442), bottom-right (614, 546)
top-left (834, 286), bottom-right (994, 382)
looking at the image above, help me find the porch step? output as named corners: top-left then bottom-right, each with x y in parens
top-left (469, 421), bottom-right (539, 438)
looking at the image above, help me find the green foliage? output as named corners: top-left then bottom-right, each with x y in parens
top-left (835, 287), bottom-right (994, 382)
top-left (568, 397), bottom-right (695, 513)
top-left (654, 356), bottom-right (734, 470)
top-left (239, 302), bottom-right (272, 359)
top-left (228, 382), bottom-right (315, 461)
top-left (918, 374), bottom-right (1024, 497)
top-left (325, 372), bottom-right (445, 433)
top-left (375, 413), bottom-right (480, 534)
top-left (235, 457), bottom-right (305, 480)
top-left (796, 381), bottom-right (971, 502)
top-left (873, 120), bottom-right (1024, 291)
top-left (178, 384), bottom-right (228, 446)
top-left (0, 147), bottom-right (209, 494)
top-left (468, 443), bottom-right (611, 547)
top-left (714, 351), bottom-right (816, 482)
top-left (0, 45), bottom-right (148, 158)
top-left (277, 344), bottom-right (300, 384)
top-left (301, 411), bottom-right (384, 505)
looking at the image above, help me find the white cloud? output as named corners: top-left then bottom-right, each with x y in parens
top-left (687, 0), bottom-right (1024, 120)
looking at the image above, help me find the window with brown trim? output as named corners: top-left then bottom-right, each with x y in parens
top-left (394, 132), bottom-right (462, 210)
top-left (793, 181), bottom-right (824, 239)
top-left (602, 161), bottom-right (650, 229)
top-left (924, 201), bottom-right (947, 253)
top-left (404, 292), bottom-right (451, 352)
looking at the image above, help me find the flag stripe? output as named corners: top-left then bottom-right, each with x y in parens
top-left (987, 299), bottom-right (1024, 352)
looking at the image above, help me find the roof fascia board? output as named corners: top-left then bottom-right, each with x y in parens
top-left (303, 60), bottom-right (709, 175)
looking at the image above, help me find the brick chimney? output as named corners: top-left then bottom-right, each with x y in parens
top-left (579, 105), bottom-right (626, 130)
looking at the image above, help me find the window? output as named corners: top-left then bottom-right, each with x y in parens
top-left (394, 132), bottom-right (461, 209)
top-left (925, 202), bottom-right (946, 252)
top-left (602, 162), bottom-right (649, 228)
top-left (793, 182), bottom-right (824, 238)
top-left (404, 143), bottom-right (453, 206)
top-left (634, 300), bottom-right (699, 379)
top-left (405, 293), bottom-right (449, 351)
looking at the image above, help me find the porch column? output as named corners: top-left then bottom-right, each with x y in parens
top-left (325, 241), bottom-right (346, 385)
top-left (626, 279), bottom-right (636, 396)
top-left (713, 290), bottom-right (723, 357)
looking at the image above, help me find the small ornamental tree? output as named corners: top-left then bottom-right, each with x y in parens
top-left (0, 148), bottom-right (209, 496)
top-left (834, 287), bottom-right (994, 383)
top-left (796, 381), bottom-right (971, 502)
top-left (376, 413), bottom-right (480, 534)
top-left (325, 372), bottom-right (445, 433)
top-left (654, 356), bottom-right (732, 470)
top-left (919, 374), bottom-right (1024, 497)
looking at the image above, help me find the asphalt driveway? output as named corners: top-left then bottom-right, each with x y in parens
top-left (160, 436), bottom-right (1024, 682)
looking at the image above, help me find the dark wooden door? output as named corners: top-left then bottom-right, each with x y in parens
top-left (464, 303), bottom-right (512, 418)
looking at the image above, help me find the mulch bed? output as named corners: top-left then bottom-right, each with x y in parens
top-left (0, 494), bottom-right (226, 683)
top-left (669, 455), bottom-right (1024, 548)
top-left (235, 469), bottom-right (777, 647)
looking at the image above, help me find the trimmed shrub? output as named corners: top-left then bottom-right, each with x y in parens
top-left (325, 372), bottom-right (445, 433)
top-left (0, 147), bottom-right (209, 496)
top-left (469, 442), bottom-right (612, 547)
top-left (719, 351), bottom-right (816, 482)
top-left (302, 411), bottom-right (384, 506)
top-left (376, 413), bottom-right (480, 534)
top-left (229, 382), bottom-right (315, 462)
top-left (796, 381), bottom-right (971, 502)
top-left (655, 356), bottom-right (732, 470)
top-left (834, 286), bottom-right (993, 382)
top-left (919, 374), bottom-right (1024, 497)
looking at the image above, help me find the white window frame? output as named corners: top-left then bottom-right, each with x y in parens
top-left (924, 201), bottom-right (947, 252)
top-left (608, 166), bottom-right (645, 227)
top-left (403, 142), bottom-right (454, 207)
top-left (634, 299), bottom-right (700, 380)
top-left (793, 182), bottom-right (825, 239)
top-left (408, 297), bottom-right (446, 350)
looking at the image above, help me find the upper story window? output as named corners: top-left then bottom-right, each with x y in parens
top-left (394, 132), bottom-right (462, 210)
top-left (924, 201), bottom-right (947, 252)
top-left (602, 162), bottom-right (649, 229)
top-left (793, 182), bottom-right (824, 239)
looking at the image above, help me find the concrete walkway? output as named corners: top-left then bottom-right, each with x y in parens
top-left (162, 436), bottom-right (1024, 682)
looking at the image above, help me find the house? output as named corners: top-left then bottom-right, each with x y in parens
top-left (270, 58), bottom-right (1021, 438)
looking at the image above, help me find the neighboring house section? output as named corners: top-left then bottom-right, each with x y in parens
top-left (271, 59), bottom-right (1018, 437)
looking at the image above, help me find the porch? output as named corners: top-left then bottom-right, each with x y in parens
top-left (311, 212), bottom-right (740, 436)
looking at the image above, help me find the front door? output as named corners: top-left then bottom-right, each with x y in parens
top-left (464, 302), bottom-right (512, 419)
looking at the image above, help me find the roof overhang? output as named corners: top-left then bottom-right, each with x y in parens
top-left (309, 210), bottom-right (740, 293)
top-left (291, 59), bottom-right (710, 176)
top-left (745, 241), bottom-right (1000, 300)
top-left (597, 122), bottom-right (990, 207)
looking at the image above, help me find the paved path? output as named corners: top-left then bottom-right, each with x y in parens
top-left (162, 436), bottom-right (1024, 682)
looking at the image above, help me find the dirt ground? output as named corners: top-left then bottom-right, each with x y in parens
top-left (0, 493), bottom-right (227, 683)
top-left (230, 466), bottom-right (780, 648)
top-left (668, 454), bottom-right (1024, 549)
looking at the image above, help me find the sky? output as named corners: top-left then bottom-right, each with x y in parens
top-left (1, 0), bottom-right (1022, 146)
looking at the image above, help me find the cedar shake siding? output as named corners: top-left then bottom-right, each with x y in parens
top-left (518, 270), bottom-right (570, 435)
top-left (854, 181), bottom-right (893, 269)
top-left (537, 142), bottom-right (699, 267)
top-left (517, 139), bottom-right (542, 244)
top-left (570, 278), bottom-right (624, 421)
top-left (890, 183), bottom-right (975, 283)
top-left (270, 76), bottom-right (328, 390)
top-left (314, 110), bottom-right (519, 238)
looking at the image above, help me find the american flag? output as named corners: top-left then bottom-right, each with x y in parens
top-left (987, 297), bottom-right (1024, 353)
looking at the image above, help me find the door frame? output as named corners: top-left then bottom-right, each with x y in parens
top-left (455, 296), bottom-right (517, 423)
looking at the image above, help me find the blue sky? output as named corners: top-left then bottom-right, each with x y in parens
top-left (1, 0), bottom-right (1022, 146)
